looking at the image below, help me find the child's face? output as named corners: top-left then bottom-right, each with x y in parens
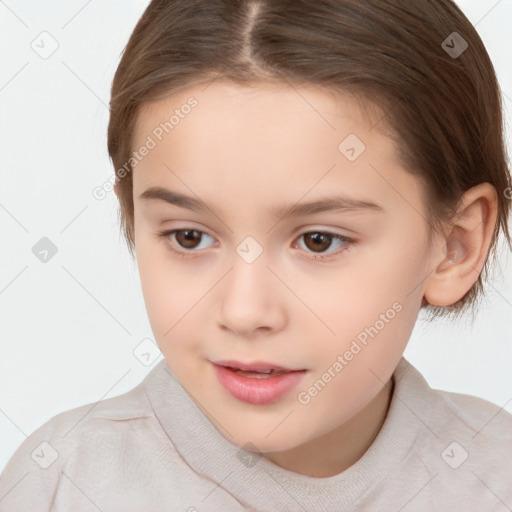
top-left (131, 80), bottom-right (440, 463)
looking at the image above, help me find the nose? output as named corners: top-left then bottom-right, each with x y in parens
top-left (217, 253), bottom-right (286, 337)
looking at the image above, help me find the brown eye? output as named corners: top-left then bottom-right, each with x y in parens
top-left (157, 228), bottom-right (217, 259)
top-left (174, 229), bottom-right (204, 249)
top-left (302, 232), bottom-right (334, 253)
top-left (296, 231), bottom-right (352, 260)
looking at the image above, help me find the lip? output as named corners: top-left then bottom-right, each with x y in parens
top-left (212, 362), bottom-right (307, 405)
top-left (212, 359), bottom-right (300, 372)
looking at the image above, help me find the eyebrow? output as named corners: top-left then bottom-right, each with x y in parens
top-left (139, 186), bottom-right (384, 220)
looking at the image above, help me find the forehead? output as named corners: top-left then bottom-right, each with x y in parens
top-left (133, 80), bottom-right (387, 149)
top-left (130, 81), bottom-right (419, 219)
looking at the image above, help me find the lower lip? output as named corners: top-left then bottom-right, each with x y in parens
top-left (213, 364), bottom-right (307, 405)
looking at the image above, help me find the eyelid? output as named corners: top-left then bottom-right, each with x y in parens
top-left (292, 223), bottom-right (359, 238)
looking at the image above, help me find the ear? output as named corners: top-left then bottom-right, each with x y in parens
top-left (423, 183), bottom-right (498, 307)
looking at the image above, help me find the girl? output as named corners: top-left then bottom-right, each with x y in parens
top-left (1, 1), bottom-right (511, 510)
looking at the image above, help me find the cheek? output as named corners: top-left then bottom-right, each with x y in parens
top-left (344, 223), bottom-right (428, 303)
top-left (135, 234), bottom-right (218, 357)
top-left (135, 236), bottom-right (188, 338)
top-left (314, 231), bottom-right (426, 362)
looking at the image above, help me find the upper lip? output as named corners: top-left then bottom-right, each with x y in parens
top-left (212, 359), bottom-right (302, 372)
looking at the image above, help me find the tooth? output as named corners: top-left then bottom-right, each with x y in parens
top-left (231, 367), bottom-right (273, 373)
top-left (235, 369), bottom-right (275, 378)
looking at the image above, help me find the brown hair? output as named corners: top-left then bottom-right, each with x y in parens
top-left (107, 0), bottom-right (511, 319)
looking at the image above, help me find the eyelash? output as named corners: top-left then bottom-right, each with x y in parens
top-left (156, 228), bottom-right (354, 262)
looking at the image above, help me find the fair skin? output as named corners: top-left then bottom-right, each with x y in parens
top-left (122, 80), bottom-right (497, 478)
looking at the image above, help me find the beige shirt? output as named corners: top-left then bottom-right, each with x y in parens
top-left (0, 356), bottom-right (511, 511)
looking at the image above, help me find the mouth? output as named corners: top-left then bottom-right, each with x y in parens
top-left (211, 360), bottom-right (307, 405)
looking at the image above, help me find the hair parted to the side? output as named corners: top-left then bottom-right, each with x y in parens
top-left (107, 0), bottom-right (511, 320)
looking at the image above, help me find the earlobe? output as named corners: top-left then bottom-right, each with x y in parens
top-left (423, 183), bottom-right (498, 307)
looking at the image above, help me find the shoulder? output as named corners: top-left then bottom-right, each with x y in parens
top-left (395, 357), bottom-right (512, 441)
top-left (394, 358), bottom-right (512, 505)
top-left (17, 370), bottom-right (155, 448)
top-left (435, 386), bottom-right (512, 440)
top-left (0, 366), bottom-right (161, 511)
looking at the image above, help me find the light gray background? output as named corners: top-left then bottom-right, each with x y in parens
top-left (1, 0), bottom-right (511, 473)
